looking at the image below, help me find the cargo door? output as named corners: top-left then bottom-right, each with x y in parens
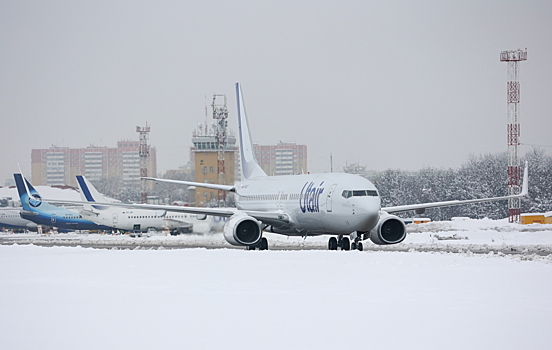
top-left (112, 213), bottom-right (118, 224)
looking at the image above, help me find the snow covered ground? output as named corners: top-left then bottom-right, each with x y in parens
top-left (2, 217), bottom-right (552, 254)
top-left (1, 218), bottom-right (552, 350)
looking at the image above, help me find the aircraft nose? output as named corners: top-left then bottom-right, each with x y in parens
top-left (360, 196), bottom-right (381, 212)
top-left (358, 198), bottom-right (381, 231)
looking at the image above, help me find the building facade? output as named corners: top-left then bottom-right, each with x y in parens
top-left (188, 120), bottom-right (308, 206)
top-left (31, 141), bottom-right (156, 188)
top-left (253, 142), bottom-right (307, 176)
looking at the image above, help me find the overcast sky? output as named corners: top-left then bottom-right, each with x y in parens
top-left (1, 0), bottom-right (551, 184)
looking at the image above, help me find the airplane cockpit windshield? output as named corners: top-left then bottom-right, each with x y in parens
top-left (341, 190), bottom-right (379, 198)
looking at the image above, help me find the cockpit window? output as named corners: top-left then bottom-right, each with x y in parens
top-left (342, 190), bottom-right (378, 198)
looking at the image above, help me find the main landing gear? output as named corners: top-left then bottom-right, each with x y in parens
top-left (328, 235), bottom-right (363, 251)
top-left (247, 237), bottom-right (269, 251)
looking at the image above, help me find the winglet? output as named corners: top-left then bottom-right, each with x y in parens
top-left (236, 82), bottom-right (267, 180)
top-left (520, 161), bottom-right (529, 197)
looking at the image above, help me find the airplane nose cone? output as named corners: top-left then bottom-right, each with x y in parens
top-left (357, 198), bottom-right (381, 231)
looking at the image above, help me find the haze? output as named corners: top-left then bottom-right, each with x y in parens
top-left (1, 0), bottom-right (551, 184)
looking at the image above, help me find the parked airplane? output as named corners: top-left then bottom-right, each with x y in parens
top-left (0, 208), bottom-right (39, 231)
top-left (14, 174), bottom-right (113, 231)
top-left (48, 82), bottom-right (529, 251)
top-left (76, 175), bottom-right (194, 235)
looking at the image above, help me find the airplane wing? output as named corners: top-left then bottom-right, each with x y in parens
top-left (44, 199), bottom-right (290, 225)
top-left (141, 177), bottom-right (235, 192)
top-left (46, 199), bottom-right (237, 216)
top-left (382, 162), bottom-right (529, 214)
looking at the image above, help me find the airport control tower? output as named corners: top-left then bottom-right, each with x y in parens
top-left (190, 95), bottom-right (238, 207)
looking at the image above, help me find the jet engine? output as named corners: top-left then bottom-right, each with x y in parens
top-left (223, 213), bottom-right (262, 246)
top-left (369, 212), bottom-right (407, 245)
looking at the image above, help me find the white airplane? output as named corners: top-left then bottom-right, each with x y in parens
top-left (49, 82), bottom-right (529, 251)
top-left (75, 175), bottom-right (195, 235)
top-left (0, 208), bottom-right (39, 231)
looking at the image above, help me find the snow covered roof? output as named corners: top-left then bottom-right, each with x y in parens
top-left (0, 186), bottom-right (83, 202)
top-left (521, 213), bottom-right (545, 217)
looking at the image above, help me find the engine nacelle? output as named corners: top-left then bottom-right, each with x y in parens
top-left (223, 213), bottom-right (262, 246)
top-left (369, 213), bottom-right (407, 245)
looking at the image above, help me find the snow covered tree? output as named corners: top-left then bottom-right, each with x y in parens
top-left (372, 150), bottom-right (552, 221)
top-left (522, 148), bottom-right (552, 213)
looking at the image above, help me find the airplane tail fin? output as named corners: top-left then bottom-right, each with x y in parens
top-left (236, 82), bottom-right (267, 181)
top-left (14, 173), bottom-right (45, 211)
top-left (76, 175), bottom-right (108, 210)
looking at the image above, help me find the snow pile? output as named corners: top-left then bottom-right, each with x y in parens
top-left (398, 218), bottom-right (552, 255)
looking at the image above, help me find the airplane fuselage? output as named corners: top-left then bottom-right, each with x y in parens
top-left (19, 207), bottom-right (111, 231)
top-left (235, 172), bottom-right (381, 235)
top-left (0, 208), bottom-right (38, 231)
top-left (81, 207), bottom-right (196, 233)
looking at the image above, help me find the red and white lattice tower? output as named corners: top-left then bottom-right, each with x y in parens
top-left (500, 49), bottom-right (527, 223)
top-left (136, 123), bottom-right (151, 204)
top-left (212, 94), bottom-right (228, 207)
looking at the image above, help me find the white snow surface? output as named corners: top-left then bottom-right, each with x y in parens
top-left (1, 218), bottom-right (552, 350)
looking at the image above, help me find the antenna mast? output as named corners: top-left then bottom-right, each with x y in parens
top-left (212, 94), bottom-right (228, 207)
top-left (500, 48), bottom-right (527, 223)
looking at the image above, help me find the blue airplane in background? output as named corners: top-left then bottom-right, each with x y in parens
top-left (14, 173), bottom-right (113, 231)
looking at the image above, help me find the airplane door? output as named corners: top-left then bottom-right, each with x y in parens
top-left (277, 191), bottom-right (283, 208)
top-left (112, 213), bottom-right (118, 224)
top-left (326, 184), bottom-right (337, 212)
top-left (51, 213), bottom-right (56, 224)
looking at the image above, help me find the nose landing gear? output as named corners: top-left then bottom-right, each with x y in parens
top-left (351, 236), bottom-right (363, 251)
top-left (328, 234), bottom-right (363, 251)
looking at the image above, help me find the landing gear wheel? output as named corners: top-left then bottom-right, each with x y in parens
top-left (259, 237), bottom-right (268, 251)
top-left (328, 237), bottom-right (338, 250)
top-left (351, 242), bottom-right (357, 250)
top-left (357, 242), bottom-right (363, 251)
top-left (341, 237), bottom-right (350, 251)
top-left (247, 245), bottom-right (256, 250)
